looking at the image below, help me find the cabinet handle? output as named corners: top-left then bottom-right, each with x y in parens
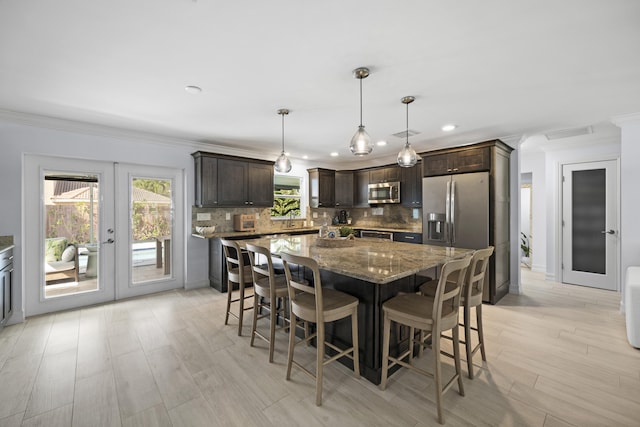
top-left (447, 168), bottom-right (452, 172)
top-left (405, 236), bottom-right (415, 239)
top-left (453, 168), bottom-right (459, 172)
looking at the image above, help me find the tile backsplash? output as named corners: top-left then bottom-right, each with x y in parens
top-left (192, 205), bottom-right (421, 233)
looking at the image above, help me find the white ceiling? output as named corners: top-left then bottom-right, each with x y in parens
top-left (1, 1), bottom-right (639, 167)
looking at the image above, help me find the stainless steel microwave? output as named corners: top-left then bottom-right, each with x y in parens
top-left (368, 181), bottom-right (400, 204)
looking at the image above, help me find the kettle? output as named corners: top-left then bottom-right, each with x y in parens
top-left (338, 210), bottom-right (348, 224)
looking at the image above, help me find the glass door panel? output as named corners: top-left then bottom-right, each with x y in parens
top-left (131, 177), bottom-right (173, 284)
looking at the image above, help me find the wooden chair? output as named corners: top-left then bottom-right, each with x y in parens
top-left (220, 239), bottom-right (254, 336)
top-left (420, 246), bottom-right (494, 379)
top-left (380, 255), bottom-right (471, 425)
top-left (280, 252), bottom-right (360, 406)
top-left (246, 243), bottom-right (290, 363)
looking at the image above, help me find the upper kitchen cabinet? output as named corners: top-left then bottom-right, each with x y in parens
top-left (308, 168), bottom-right (335, 208)
top-left (219, 158), bottom-right (274, 207)
top-left (422, 145), bottom-right (491, 177)
top-left (401, 161), bottom-right (422, 207)
top-left (369, 165), bottom-right (401, 183)
top-left (354, 169), bottom-right (370, 207)
top-left (193, 151), bottom-right (218, 207)
top-left (335, 170), bottom-right (354, 208)
top-left (192, 152), bottom-right (274, 207)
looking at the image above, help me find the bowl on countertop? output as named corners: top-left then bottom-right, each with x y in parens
top-left (195, 226), bottom-right (216, 235)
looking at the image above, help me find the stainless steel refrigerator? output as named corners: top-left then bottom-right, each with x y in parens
top-left (422, 171), bottom-right (491, 298)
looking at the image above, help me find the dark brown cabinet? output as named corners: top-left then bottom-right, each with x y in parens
top-left (193, 152), bottom-right (274, 207)
top-left (401, 161), bottom-right (422, 207)
top-left (393, 232), bottom-right (422, 244)
top-left (335, 171), bottom-right (354, 208)
top-left (0, 246), bottom-right (13, 327)
top-left (422, 146), bottom-right (490, 177)
top-left (354, 169), bottom-right (370, 207)
top-left (193, 152), bottom-right (218, 207)
top-left (369, 165), bottom-right (401, 183)
top-left (308, 168), bottom-right (335, 208)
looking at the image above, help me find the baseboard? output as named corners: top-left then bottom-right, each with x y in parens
top-left (545, 272), bottom-right (556, 281)
top-left (184, 279), bottom-right (209, 290)
top-left (509, 283), bottom-right (522, 294)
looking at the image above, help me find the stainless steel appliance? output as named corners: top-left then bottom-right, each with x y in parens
top-left (360, 230), bottom-right (394, 240)
top-left (368, 181), bottom-right (400, 204)
top-left (422, 171), bottom-right (490, 296)
top-left (422, 171), bottom-right (489, 249)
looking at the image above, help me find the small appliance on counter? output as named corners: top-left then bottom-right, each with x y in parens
top-left (234, 214), bottom-right (256, 231)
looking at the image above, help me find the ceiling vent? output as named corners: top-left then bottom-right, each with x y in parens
top-left (545, 126), bottom-right (593, 140)
top-left (392, 129), bottom-right (420, 139)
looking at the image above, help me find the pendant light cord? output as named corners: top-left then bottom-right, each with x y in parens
top-left (281, 112), bottom-right (285, 152)
top-left (359, 77), bottom-right (363, 127)
top-left (406, 100), bottom-right (409, 145)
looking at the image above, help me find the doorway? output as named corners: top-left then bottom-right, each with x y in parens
top-left (24, 155), bottom-right (184, 316)
top-left (561, 160), bottom-right (619, 290)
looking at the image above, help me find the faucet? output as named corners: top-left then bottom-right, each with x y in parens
top-left (287, 211), bottom-right (295, 228)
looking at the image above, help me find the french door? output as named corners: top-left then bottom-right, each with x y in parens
top-left (561, 160), bottom-right (618, 290)
top-left (25, 155), bottom-right (184, 316)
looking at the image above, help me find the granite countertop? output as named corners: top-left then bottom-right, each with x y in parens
top-left (353, 226), bottom-right (422, 233)
top-left (191, 227), bottom-right (321, 239)
top-left (236, 234), bottom-right (472, 284)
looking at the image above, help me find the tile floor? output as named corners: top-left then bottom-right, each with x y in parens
top-left (0, 268), bottom-right (639, 426)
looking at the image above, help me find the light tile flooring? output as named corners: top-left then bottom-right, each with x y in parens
top-left (1, 269), bottom-right (639, 426)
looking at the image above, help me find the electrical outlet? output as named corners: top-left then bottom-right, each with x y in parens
top-left (313, 212), bottom-right (318, 219)
top-left (323, 212), bottom-right (327, 218)
top-left (196, 213), bottom-right (211, 221)
top-left (364, 211), bottom-right (368, 217)
top-left (255, 212), bottom-right (259, 219)
top-left (413, 208), bottom-right (419, 219)
top-left (225, 213), bottom-right (231, 220)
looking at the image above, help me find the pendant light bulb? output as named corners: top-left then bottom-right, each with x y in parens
top-left (274, 109), bottom-right (292, 173)
top-left (397, 96), bottom-right (417, 167)
top-left (350, 67), bottom-right (373, 156)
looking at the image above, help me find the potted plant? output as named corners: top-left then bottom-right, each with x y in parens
top-left (520, 232), bottom-right (531, 268)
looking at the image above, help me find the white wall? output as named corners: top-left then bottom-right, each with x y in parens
top-left (0, 119), bottom-right (210, 323)
top-left (520, 148), bottom-right (547, 273)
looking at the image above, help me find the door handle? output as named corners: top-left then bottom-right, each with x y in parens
top-left (601, 230), bottom-right (615, 235)
top-left (102, 238), bottom-right (115, 244)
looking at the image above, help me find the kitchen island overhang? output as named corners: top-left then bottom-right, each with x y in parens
top-left (236, 234), bottom-right (473, 384)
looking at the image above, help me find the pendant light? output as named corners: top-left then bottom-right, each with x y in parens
top-left (397, 96), bottom-right (417, 167)
top-left (350, 67), bottom-right (373, 156)
top-left (274, 108), bottom-right (292, 173)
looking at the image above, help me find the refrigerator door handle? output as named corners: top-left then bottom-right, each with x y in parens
top-left (445, 180), bottom-right (451, 244)
top-left (451, 180), bottom-right (456, 244)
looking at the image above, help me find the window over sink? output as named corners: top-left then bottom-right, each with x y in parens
top-left (271, 175), bottom-right (303, 219)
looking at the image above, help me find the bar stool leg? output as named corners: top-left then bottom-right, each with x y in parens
top-left (464, 303), bottom-right (474, 379)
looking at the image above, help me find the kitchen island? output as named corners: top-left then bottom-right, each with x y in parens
top-left (237, 234), bottom-right (473, 384)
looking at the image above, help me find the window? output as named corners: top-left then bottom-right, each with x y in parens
top-left (271, 175), bottom-right (302, 219)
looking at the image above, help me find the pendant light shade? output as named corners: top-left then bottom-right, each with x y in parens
top-left (274, 108), bottom-right (292, 173)
top-left (350, 67), bottom-right (373, 156)
top-left (397, 96), bottom-right (417, 168)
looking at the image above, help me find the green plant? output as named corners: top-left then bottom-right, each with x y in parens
top-left (520, 232), bottom-right (531, 257)
top-left (339, 226), bottom-right (355, 237)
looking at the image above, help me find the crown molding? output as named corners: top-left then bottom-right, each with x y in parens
top-left (0, 109), bottom-right (269, 161)
top-left (611, 112), bottom-right (640, 127)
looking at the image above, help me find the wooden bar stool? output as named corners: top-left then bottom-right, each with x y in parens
top-left (380, 255), bottom-right (471, 425)
top-left (281, 252), bottom-right (360, 406)
top-left (420, 246), bottom-right (494, 379)
top-left (246, 243), bottom-right (290, 363)
top-left (220, 239), bottom-right (254, 336)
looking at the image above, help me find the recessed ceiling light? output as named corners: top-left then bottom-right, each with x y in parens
top-left (376, 140), bottom-right (387, 146)
top-left (330, 152), bottom-right (339, 157)
top-left (302, 155), bottom-right (308, 159)
top-left (184, 85), bottom-right (202, 94)
top-left (442, 124), bottom-right (457, 132)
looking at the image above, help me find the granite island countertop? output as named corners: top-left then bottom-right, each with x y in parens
top-left (236, 234), bottom-right (472, 285)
